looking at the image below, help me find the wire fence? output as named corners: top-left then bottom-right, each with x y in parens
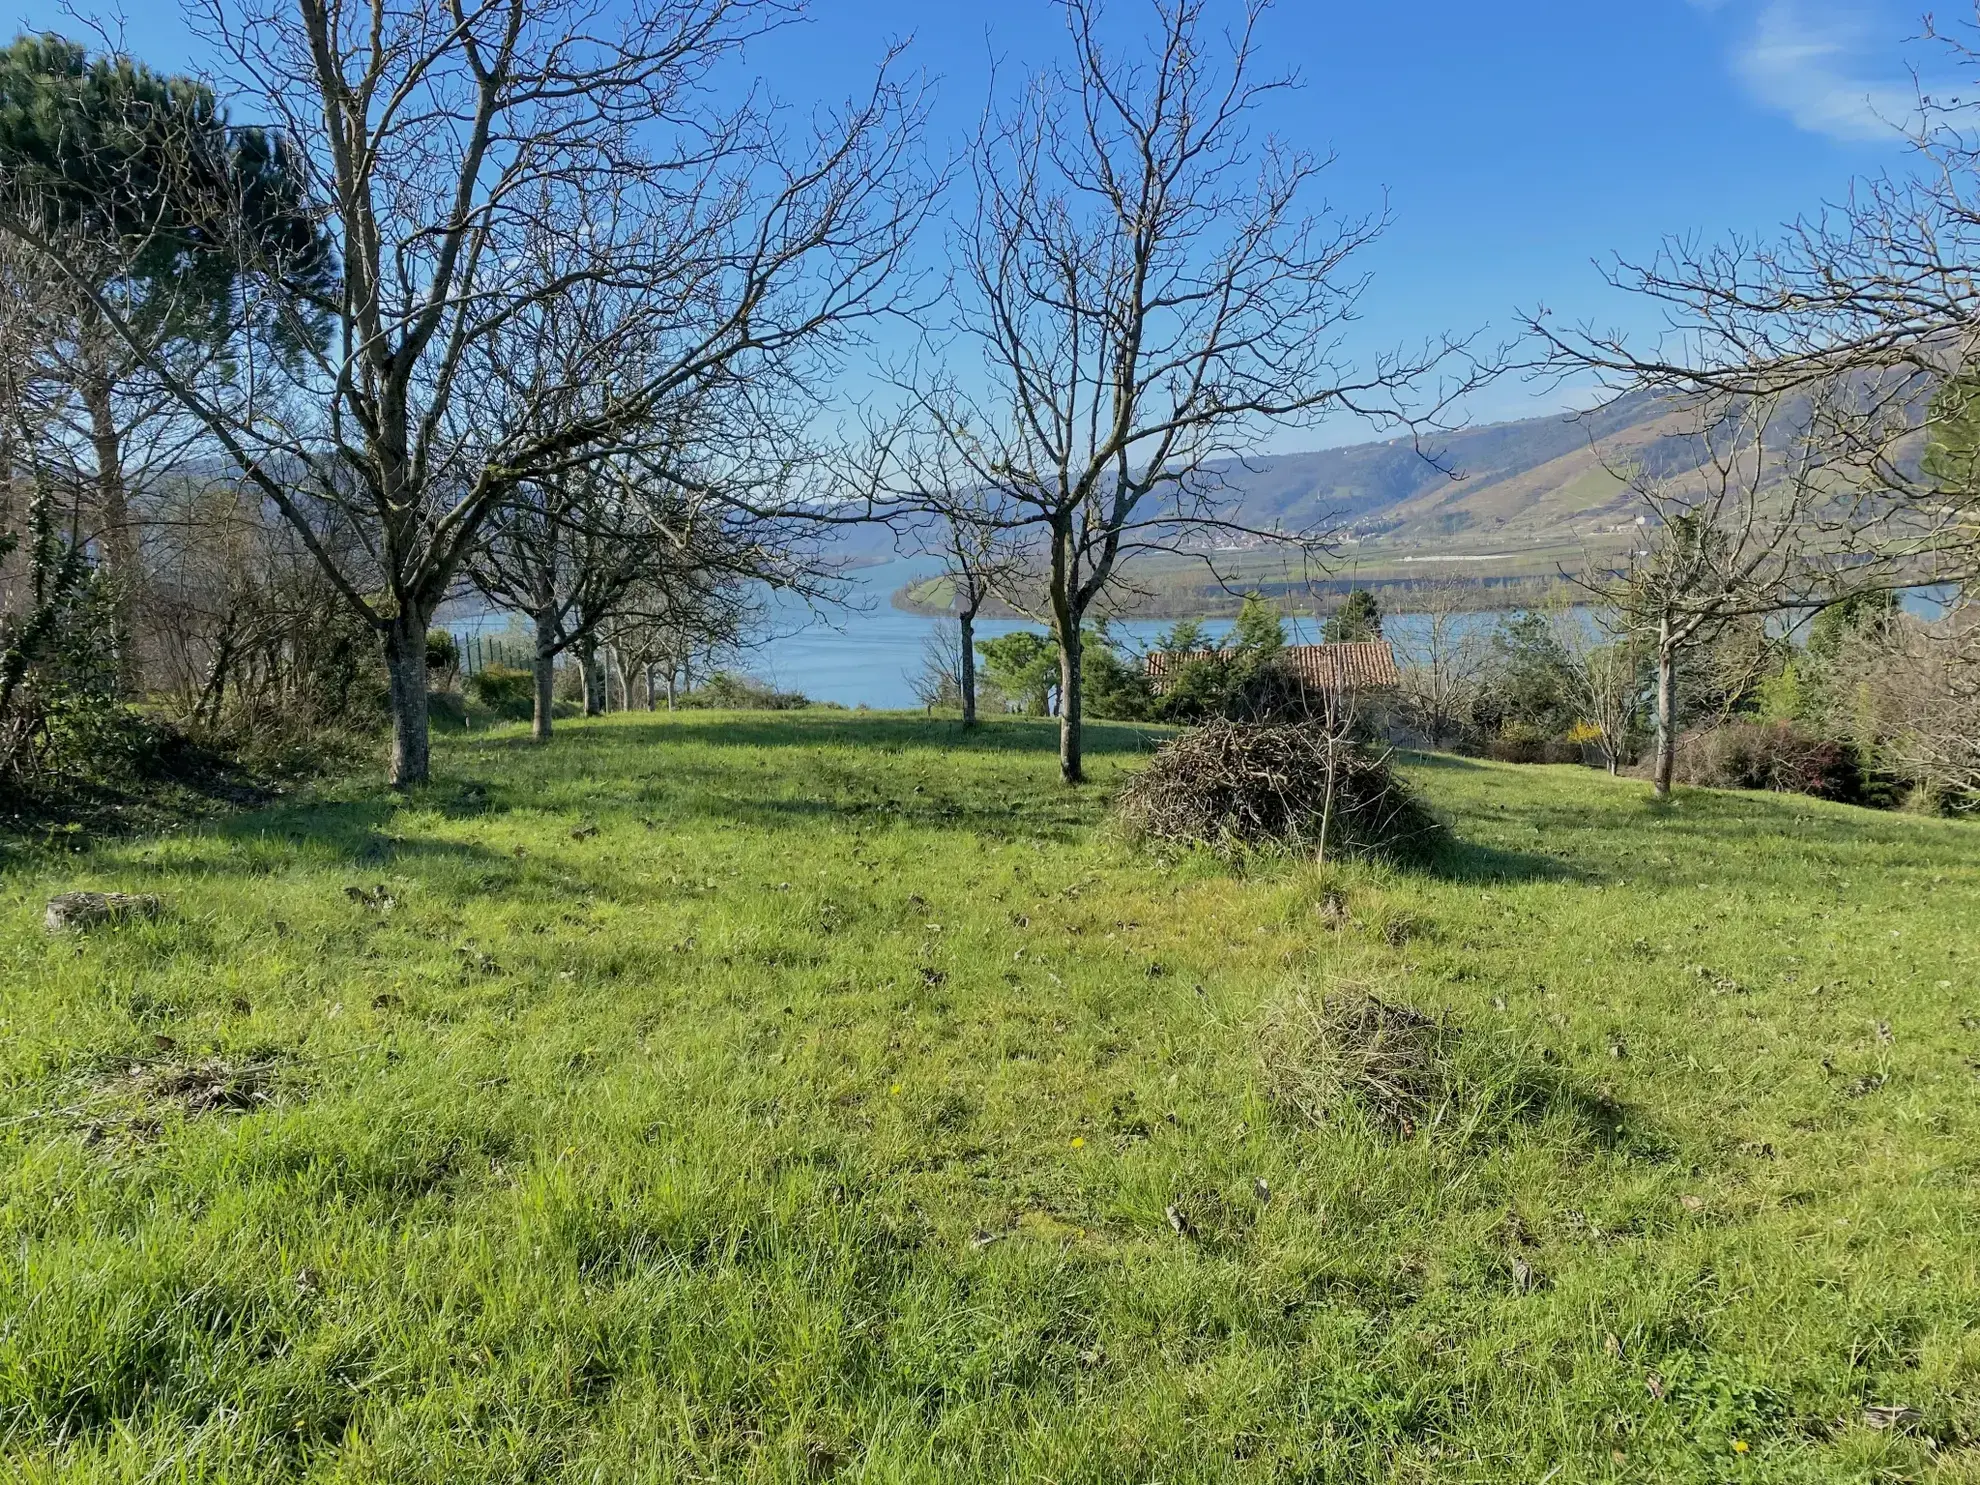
top-left (458, 632), bottom-right (534, 676)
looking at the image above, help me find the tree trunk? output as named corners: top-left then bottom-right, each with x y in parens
top-left (197, 611), bottom-right (239, 727)
top-left (1317, 729), bottom-right (1340, 863)
top-left (1046, 518), bottom-right (1086, 782)
top-left (1654, 623), bottom-right (1676, 798)
top-left (579, 639), bottom-right (604, 716)
top-left (83, 375), bottom-right (139, 696)
top-left (611, 645), bottom-right (630, 710)
top-left (1057, 622), bottom-right (1084, 784)
top-left (532, 604), bottom-right (557, 741)
top-left (384, 618), bottom-right (432, 787)
top-left (960, 611), bottom-right (978, 728)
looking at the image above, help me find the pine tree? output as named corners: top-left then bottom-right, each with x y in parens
top-left (1325, 589), bottom-right (1382, 643)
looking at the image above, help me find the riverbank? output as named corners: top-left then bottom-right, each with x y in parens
top-left (893, 567), bottom-right (1572, 621)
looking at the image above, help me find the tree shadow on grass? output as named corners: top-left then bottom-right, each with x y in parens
top-left (645, 786), bottom-right (1097, 844)
top-left (1540, 781), bottom-right (1980, 892)
top-left (450, 711), bottom-right (1171, 763)
top-left (1417, 837), bottom-right (1583, 885)
top-left (1390, 748), bottom-right (1493, 772)
top-left (440, 715), bottom-right (1593, 874)
top-left (198, 796), bottom-right (512, 875)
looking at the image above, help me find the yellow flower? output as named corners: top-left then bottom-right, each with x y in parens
top-left (1731, 1439), bottom-right (1749, 1454)
top-left (889, 1083), bottom-right (902, 1096)
top-left (1069, 1136), bottom-right (1085, 1149)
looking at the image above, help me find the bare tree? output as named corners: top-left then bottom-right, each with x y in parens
top-left (471, 438), bottom-right (831, 737)
top-left (935, 515), bottom-right (1025, 729)
top-left (0, 241), bottom-right (129, 777)
top-left (36, 295), bottom-right (189, 692)
top-left (919, 0), bottom-right (1485, 783)
top-left (610, 571), bottom-right (760, 710)
top-left (1854, 606), bottom-right (1980, 801)
top-left (1607, 405), bottom-right (1833, 795)
top-left (0, 0), bottom-right (927, 785)
top-left (471, 457), bottom-right (669, 738)
top-left (1392, 578), bottom-right (1485, 748)
top-left (145, 474), bottom-right (381, 730)
top-left (0, 35), bottom-right (330, 694)
top-left (0, 232), bottom-right (192, 693)
top-left (1547, 603), bottom-right (1643, 775)
top-left (910, 617), bottom-right (965, 712)
top-left (896, 439), bottom-right (1029, 727)
top-left (1520, 14), bottom-right (1980, 595)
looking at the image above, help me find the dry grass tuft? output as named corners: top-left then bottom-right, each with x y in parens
top-left (129, 1058), bottom-right (279, 1116)
top-left (1116, 720), bottom-right (1441, 861)
top-left (1258, 986), bottom-right (1453, 1137)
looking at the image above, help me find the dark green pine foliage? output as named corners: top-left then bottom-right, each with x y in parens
top-left (1324, 588), bottom-right (1382, 643)
top-left (975, 630), bottom-right (1058, 716)
top-left (0, 33), bottom-right (333, 344)
top-left (1476, 610), bottom-right (1575, 738)
top-left (1923, 371), bottom-right (1980, 506)
top-left (1077, 622), bottom-right (1151, 721)
top-left (1230, 592), bottom-right (1286, 656)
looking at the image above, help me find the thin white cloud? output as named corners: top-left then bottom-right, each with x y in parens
top-left (1729, 0), bottom-right (1920, 142)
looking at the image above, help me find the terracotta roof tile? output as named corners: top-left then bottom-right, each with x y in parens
top-left (1144, 641), bottom-right (1400, 694)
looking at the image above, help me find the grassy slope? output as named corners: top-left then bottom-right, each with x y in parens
top-left (3, 712), bottom-right (1978, 1483)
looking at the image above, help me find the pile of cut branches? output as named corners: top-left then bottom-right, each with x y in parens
top-left (1116, 719), bottom-right (1441, 861)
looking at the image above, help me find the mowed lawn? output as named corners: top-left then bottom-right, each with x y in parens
top-left (4, 710), bottom-right (1979, 1483)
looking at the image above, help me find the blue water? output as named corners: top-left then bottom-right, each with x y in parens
top-left (749, 556), bottom-right (1366, 710)
top-left (450, 559), bottom-right (1959, 711)
top-left (449, 554), bottom-right (1484, 710)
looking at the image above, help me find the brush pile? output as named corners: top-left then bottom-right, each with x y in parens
top-left (1116, 719), bottom-right (1441, 860)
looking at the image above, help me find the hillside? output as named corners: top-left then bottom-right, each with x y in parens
top-left (4, 710), bottom-right (1977, 1481)
top-left (891, 393), bottom-right (1732, 617)
top-left (1188, 391), bottom-right (1671, 544)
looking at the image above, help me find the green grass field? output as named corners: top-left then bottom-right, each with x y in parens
top-left (4, 711), bottom-right (1978, 1482)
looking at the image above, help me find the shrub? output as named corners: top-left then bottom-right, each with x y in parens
top-left (0, 561), bottom-right (157, 796)
top-left (1116, 719), bottom-right (1443, 861)
top-left (1486, 726), bottom-right (1583, 765)
top-left (1080, 628), bottom-right (1152, 721)
top-left (428, 691), bottom-right (470, 732)
top-left (1666, 720), bottom-right (1864, 803)
top-left (683, 671), bottom-right (809, 710)
top-left (425, 628), bottom-right (460, 677)
top-left (975, 631), bottom-right (1056, 715)
top-left (1151, 654), bottom-right (1232, 723)
top-left (467, 664), bottom-right (536, 719)
top-left (1323, 588), bottom-right (1382, 643)
top-left (1153, 650), bottom-right (1358, 725)
top-left (1471, 611), bottom-right (1576, 739)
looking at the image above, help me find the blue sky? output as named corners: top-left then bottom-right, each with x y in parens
top-left (9, 0), bottom-right (1933, 438)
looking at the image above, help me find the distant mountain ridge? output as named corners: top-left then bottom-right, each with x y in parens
top-left (860, 391), bottom-right (1691, 581)
top-left (1192, 390), bottom-right (1690, 551)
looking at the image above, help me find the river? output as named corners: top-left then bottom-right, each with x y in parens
top-left (747, 555), bottom-right (1449, 710)
top-left (448, 554), bottom-right (1525, 709)
top-left (450, 557), bottom-right (1957, 711)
